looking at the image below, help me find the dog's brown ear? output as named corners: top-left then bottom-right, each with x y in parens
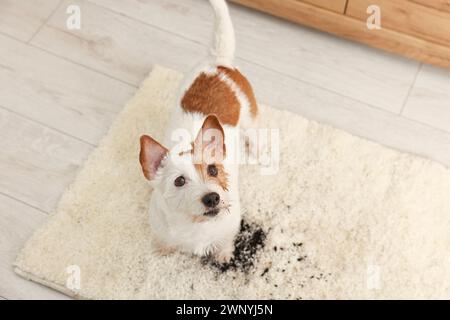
top-left (139, 135), bottom-right (168, 180)
top-left (194, 114), bottom-right (226, 164)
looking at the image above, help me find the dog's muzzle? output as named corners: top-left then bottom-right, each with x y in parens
top-left (203, 208), bottom-right (220, 217)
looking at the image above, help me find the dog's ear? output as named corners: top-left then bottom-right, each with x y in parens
top-left (139, 135), bottom-right (168, 180)
top-left (194, 114), bottom-right (226, 164)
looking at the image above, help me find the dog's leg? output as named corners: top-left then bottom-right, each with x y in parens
top-left (153, 239), bottom-right (176, 256)
top-left (214, 240), bottom-right (234, 264)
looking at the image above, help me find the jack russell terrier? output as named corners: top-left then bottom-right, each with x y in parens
top-left (139, 0), bottom-right (259, 263)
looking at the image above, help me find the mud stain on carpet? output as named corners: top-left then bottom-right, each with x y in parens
top-left (202, 219), bottom-right (267, 273)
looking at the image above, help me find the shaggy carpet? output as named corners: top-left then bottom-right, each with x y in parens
top-left (15, 66), bottom-right (450, 299)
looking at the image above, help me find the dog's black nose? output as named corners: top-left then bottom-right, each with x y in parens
top-left (202, 192), bottom-right (220, 208)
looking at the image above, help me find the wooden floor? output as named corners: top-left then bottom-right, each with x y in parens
top-left (0, 0), bottom-right (449, 300)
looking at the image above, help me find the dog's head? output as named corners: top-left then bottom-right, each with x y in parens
top-left (139, 115), bottom-right (231, 221)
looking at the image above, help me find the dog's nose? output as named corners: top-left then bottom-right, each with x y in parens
top-left (202, 192), bottom-right (220, 208)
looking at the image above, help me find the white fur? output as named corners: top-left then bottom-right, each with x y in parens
top-left (209, 0), bottom-right (235, 67)
top-left (147, 0), bottom-right (246, 260)
top-left (148, 131), bottom-right (241, 257)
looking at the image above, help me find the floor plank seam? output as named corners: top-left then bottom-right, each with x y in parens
top-left (85, 0), bottom-right (207, 48)
top-left (27, 0), bottom-right (64, 44)
top-left (401, 112), bottom-right (450, 135)
top-left (399, 63), bottom-right (422, 115)
top-left (0, 30), bottom-right (29, 44)
top-left (237, 56), bottom-right (411, 115)
top-left (0, 104), bottom-right (97, 147)
top-left (28, 37), bottom-right (138, 88)
top-left (0, 191), bottom-right (50, 216)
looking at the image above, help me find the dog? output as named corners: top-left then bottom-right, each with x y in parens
top-left (139, 0), bottom-right (259, 263)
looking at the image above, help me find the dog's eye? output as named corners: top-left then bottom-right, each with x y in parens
top-left (174, 176), bottom-right (185, 187)
top-left (207, 164), bottom-right (218, 177)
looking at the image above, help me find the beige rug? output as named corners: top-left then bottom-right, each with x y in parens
top-left (15, 66), bottom-right (450, 299)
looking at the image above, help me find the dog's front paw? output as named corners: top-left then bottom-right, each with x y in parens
top-left (214, 247), bottom-right (234, 264)
top-left (153, 240), bottom-right (176, 256)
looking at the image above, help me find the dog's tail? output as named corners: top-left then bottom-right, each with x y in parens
top-left (209, 0), bottom-right (235, 67)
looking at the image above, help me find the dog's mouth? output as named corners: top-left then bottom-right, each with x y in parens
top-left (203, 205), bottom-right (231, 217)
top-left (203, 208), bottom-right (220, 217)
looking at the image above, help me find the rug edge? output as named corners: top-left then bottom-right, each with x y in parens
top-left (12, 65), bottom-right (173, 300)
top-left (14, 267), bottom-right (81, 300)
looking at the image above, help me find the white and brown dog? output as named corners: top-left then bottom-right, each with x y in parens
top-left (139, 0), bottom-right (258, 263)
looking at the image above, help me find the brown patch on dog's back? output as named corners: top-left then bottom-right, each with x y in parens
top-left (218, 66), bottom-right (258, 118)
top-left (194, 163), bottom-right (229, 191)
top-left (181, 72), bottom-right (240, 126)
